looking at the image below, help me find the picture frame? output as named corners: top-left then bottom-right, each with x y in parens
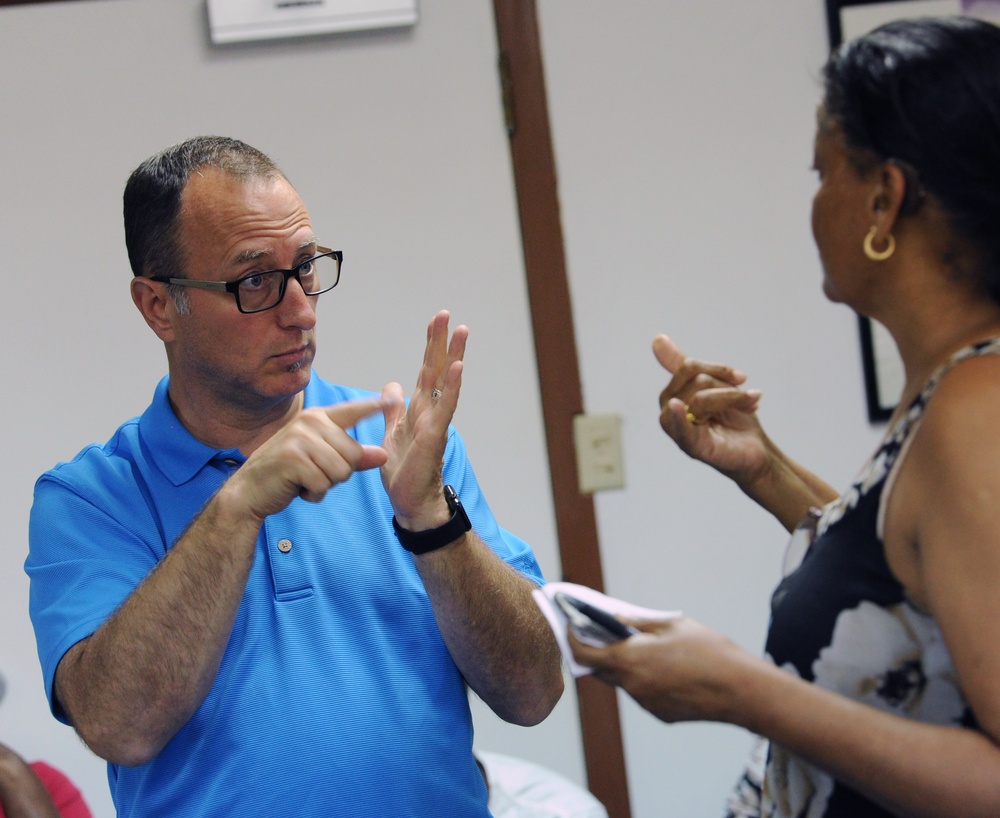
top-left (824, 0), bottom-right (1000, 422)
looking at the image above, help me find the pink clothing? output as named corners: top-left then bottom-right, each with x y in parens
top-left (0, 761), bottom-right (92, 818)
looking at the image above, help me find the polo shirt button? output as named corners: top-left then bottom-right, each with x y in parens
top-left (277, 539), bottom-right (293, 553)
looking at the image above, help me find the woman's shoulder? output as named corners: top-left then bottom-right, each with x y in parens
top-left (925, 347), bottom-right (1000, 423)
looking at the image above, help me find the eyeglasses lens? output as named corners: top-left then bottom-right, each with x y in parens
top-left (238, 254), bottom-right (340, 313)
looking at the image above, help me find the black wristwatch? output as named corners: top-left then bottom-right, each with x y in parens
top-left (392, 485), bottom-right (472, 555)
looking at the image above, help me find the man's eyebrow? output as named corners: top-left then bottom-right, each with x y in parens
top-left (231, 238), bottom-right (318, 266)
top-left (233, 248), bottom-right (272, 264)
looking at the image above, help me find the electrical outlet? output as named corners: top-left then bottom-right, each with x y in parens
top-left (573, 413), bottom-right (625, 493)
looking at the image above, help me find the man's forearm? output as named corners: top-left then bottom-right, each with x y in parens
top-left (55, 485), bottom-right (261, 766)
top-left (413, 533), bottom-right (563, 726)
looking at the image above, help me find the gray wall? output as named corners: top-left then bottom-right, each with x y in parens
top-left (538, 4), bottom-right (884, 812)
top-left (0, 2), bottom-right (884, 816)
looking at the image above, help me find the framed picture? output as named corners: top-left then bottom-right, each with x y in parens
top-left (824, 0), bottom-right (1000, 421)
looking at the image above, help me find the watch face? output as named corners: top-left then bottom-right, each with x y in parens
top-left (443, 485), bottom-right (471, 530)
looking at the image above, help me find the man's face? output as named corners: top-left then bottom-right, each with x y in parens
top-left (166, 168), bottom-right (323, 416)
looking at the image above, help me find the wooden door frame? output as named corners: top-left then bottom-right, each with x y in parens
top-left (492, 3), bottom-right (632, 817)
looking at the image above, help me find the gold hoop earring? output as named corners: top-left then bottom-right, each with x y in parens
top-left (863, 225), bottom-right (895, 261)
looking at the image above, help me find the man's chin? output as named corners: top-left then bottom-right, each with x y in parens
top-left (283, 346), bottom-right (316, 375)
top-left (262, 359), bottom-right (312, 402)
top-left (283, 361), bottom-right (313, 389)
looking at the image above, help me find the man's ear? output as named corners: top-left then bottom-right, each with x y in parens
top-left (131, 277), bottom-right (176, 342)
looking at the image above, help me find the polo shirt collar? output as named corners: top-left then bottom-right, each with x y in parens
top-left (138, 374), bottom-right (322, 487)
top-left (138, 376), bottom-right (244, 487)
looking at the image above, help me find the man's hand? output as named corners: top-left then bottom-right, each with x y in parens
top-left (55, 395), bottom-right (397, 767)
top-left (226, 397), bottom-right (392, 523)
top-left (380, 310), bottom-right (467, 529)
top-left (375, 310), bottom-right (563, 725)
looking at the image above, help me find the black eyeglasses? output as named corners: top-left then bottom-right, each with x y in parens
top-left (150, 247), bottom-right (342, 314)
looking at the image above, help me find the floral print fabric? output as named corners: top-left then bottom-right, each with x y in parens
top-left (725, 338), bottom-right (1000, 818)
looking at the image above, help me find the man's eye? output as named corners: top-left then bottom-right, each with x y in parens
top-left (241, 273), bottom-right (268, 291)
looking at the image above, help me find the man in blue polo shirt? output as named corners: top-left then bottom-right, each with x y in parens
top-left (26, 136), bottom-right (563, 817)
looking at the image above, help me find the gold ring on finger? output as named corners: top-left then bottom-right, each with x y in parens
top-left (684, 404), bottom-right (707, 425)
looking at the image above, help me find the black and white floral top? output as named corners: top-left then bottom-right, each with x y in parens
top-left (726, 338), bottom-right (1000, 818)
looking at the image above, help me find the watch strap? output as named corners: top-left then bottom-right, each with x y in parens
top-left (392, 485), bottom-right (472, 555)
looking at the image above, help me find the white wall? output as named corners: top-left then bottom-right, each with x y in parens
top-left (0, 2), bottom-right (887, 817)
top-left (538, 2), bottom-right (885, 815)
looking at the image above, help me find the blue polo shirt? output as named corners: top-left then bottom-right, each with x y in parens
top-left (27, 373), bottom-right (545, 818)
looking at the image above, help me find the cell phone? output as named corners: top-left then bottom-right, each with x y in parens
top-left (554, 591), bottom-right (638, 645)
